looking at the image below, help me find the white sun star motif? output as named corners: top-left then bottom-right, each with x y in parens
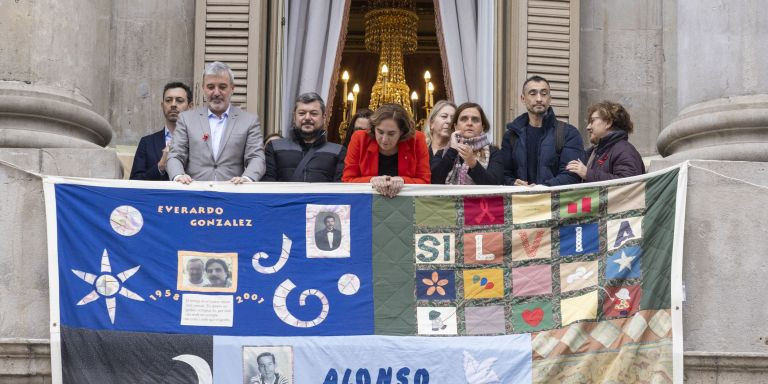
top-left (613, 250), bottom-right (636, 272)
top-left (71, 249), bottom-right (144, 324)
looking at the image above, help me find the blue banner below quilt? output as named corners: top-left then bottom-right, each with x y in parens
top-left (44, 165), bottom-right (686, 384)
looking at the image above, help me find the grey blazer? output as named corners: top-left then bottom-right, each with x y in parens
top-left (167, 105), bottom-right (265, 181)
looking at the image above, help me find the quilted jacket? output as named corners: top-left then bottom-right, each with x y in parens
top-left (342, 130), bottom-right (430, 184)
top-left (584, 130), bottom-right (645, 182)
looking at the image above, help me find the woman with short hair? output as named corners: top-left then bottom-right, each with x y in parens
top-left (341, 108), bottom-right (373, 148)
top-left (431, 102), bottom-right (504, 185)
top-left (343, 104), bottom-right (430, 197)
top-left (424, 100), bottom-right (457, 160)
top-left (566, 101), bottom-right (645, 181)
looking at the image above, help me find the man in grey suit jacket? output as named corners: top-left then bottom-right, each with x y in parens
top-left (167, 61), bottom-right (265, 184)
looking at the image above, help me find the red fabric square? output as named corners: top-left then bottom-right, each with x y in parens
top-left (464, 232), bottom-right (504, 264)
top-left (463, 196), bottom-right (505, 226)
top-left (602, 285), bottom-right (642, 318)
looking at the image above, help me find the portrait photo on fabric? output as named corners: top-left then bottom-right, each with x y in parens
top-left (305, 204), bottom-right (351, 258)
top-left (243, 345), bottom-right (293, 384)
top-left (176, 251), bottom-right (238, 293)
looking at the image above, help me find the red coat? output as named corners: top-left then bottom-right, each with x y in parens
top-left (342, 130), bottom-right (431, 184)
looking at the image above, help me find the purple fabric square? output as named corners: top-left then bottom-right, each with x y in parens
top-left (465, 306), bottom-right (506, 335)
top-left (512, 264), bottom-right (552, 297)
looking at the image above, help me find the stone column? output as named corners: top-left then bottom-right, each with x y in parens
top-left (0, 0), bottom-right (113, 148)
top-left (657, 0), bottom-right (768, 161)
top-left (0, 1), bottom-right (121, 380)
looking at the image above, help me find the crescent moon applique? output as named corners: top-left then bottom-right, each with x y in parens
top-left (172, 354), bottom-right (212, 384)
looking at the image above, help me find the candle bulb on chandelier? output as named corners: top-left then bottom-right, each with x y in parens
top-left (341, 70), bottom-right (350, 102)
top-left (424, 71), bottom-right (431, 109)
top-left (352, 83), bottom-right (360, 114)
top-left (427, 81), bottom-right (434, 108)
top-left (381, 64), bottom-right (389, 101)
top-left (410, 91), bottom-right (419, 120)
top-left (347, 92), bottom-right (354, 121)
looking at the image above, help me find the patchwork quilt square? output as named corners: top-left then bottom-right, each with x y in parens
top-left (511, 193), bottom-right (552, 224)
top-left (511, 300), bottom-right (554, 332)
top-left (605, 246), bottom-right (642, 279)
top-left (414, 197), bottom-right (456, 227)
top-left (559, 223), bottom-right (599, 256)
top-left (510, 227), bottom-right (552, 261)
top-left (607, 182), bottom-right (646, 213)
top-left (414, 233), bottom-right (455, 264)
top-left (511, 264), bottom-right (552, 297)
top-left (415, 270), bottom-right (455, 300)
top-left (465, 306), bottom-right (506, 335)
top-left (463, 232), bottom-right (504, 264)
top-left (561, 290), bottom-right (598, 326)
top-left (559, 189), bottom-right (599, 219)
top-left (559, 260), bottom-right (598, 292)
top-left (602, 285), bottom-right (642, 318)
top-left (464, 196), bottom-right (505, 226)
top-left (417, 307), bottom-right (458, 335)
top-left (463, 269), bottom-right (505, 299)
top-left (607, 216), bottom-right (643, 250)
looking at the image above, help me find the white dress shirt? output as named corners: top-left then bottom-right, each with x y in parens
top-left (208, 107), bottom-right (230, 161)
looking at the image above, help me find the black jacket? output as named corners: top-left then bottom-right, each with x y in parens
top-left (130, 128), bottom-right (168, 180)
top-left (431, 145), bottom-right (505, 185)
top-left (261, 130), bottom-right (346, 182)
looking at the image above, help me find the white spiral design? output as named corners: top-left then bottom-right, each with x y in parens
top-left (272, 279), bottom-right (329, 328)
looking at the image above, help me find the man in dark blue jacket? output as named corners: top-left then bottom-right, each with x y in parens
top-left (130, 82), bottom-right (192, 180)
top-left (502, 76), bottom-right (585, 186)
top-left (261, 92), bottom-right (345, 182)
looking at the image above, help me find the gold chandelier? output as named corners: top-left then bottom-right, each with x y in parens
top-left (365, 0), bottom-right (418, 115)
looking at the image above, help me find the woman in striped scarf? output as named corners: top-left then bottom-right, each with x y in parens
top-left (430, 102), bottom-right (504, 185)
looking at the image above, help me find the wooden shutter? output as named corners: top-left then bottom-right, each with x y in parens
top-left (518, 0), bottom-right (580, 124)
top-left (193, 0), bottom-right (271, 115)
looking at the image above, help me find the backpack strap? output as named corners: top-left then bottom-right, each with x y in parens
top-left (554, 120), bottom-right (566, 154)
top-left (507, 130), bottom-right (518, 154)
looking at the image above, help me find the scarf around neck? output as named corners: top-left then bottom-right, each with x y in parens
top-left (445, 133), bottom-right (491, 185)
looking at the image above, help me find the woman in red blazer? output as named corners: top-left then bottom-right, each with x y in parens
top-left (343, 103), bottom-right (430, 197)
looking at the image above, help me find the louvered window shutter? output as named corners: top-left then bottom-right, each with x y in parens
top-left (521, 0), bottom-right (580, 124)
top-left (193, 0), bottom-right (260, 111)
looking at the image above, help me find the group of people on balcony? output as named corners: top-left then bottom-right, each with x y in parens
top-left (131, 61), bottom-right (645, 196)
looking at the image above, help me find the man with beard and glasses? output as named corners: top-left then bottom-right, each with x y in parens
top-left (130, 82), bottom-right (192, 180)
top-left (261, 92), bottom-right (346, 182)
top-left (167, 61), bottom-right (265, 184)
top-left (203, 258), bottom-right (232, 288)
top-left (501, 75), bottom-right (585, 186)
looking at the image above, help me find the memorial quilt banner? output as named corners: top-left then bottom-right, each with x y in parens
top-left (44, 165), bottom-right (686, 384)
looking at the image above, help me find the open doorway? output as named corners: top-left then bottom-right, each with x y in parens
top-left (328, 0), bottom-right (448, 143)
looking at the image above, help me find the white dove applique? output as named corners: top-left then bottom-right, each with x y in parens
top-left (463, 351), bottom-right (501, 383)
